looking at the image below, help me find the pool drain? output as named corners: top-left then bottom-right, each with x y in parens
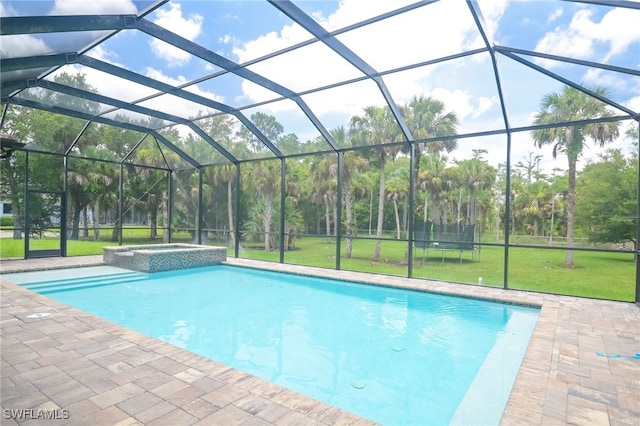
top-left (351, 380), bottom-right (366, 389)
top-left (26, 312), bottom-right (51, 319)
top-left (391, 345), bottom-right (405, 352)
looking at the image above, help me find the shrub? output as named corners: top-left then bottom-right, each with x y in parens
top-left (0, 216), bottom-right (13, 227)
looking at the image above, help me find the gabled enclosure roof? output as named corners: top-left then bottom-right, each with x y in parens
top-left (1, 0), bottom-right (639, 168)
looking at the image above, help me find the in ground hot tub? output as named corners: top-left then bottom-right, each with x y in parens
top-left (103, 243), bottom-right (226, 272)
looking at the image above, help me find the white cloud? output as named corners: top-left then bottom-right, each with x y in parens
top-left (428, 90), bottom-right (498, 125)
top-left (595, 8), bottom-right (640, 62)
top-left (0, 0), bottom-right (138, 62)
top-left (47, 61), bottom-right (226, 131)
top-left (626, 95), bottom-right (640, 112)
top-left (431, 88), bottom-right (475, 121)
top-left (548, 8), bottom-right (563, 23)
top-left (0, 2), bottom-right (15, 16)
top-left (583, 68), bottom-right (628, 93)
top-left (534, 7), bottom-right (640, 68)
top-left (143, 67), bottom-right (188, 86)
top-left (50, 0), bottom-right (137, 15)
top-left (232, 26), bottom-right (310, 64)
top-left (534, 9), bottom-right (595, 67)
top-left (50, 63), bottom-right (156, 103)
top-left (475, 0), bottom-right (509, 43)
top-left (141, 68), bottom-right (227, 118)
top-left (232, 0), bottom-right (506, 132)
top-left (150, 2), bottom-right (203, 67)
top-left (334, 0), bottom-right (484, 72)
top-left (312, 0), bottom-right (416, 32)
top-left (85, 44), bottom-right (114, 62)
top-left (474, 96), bottom-right (500, 119)
top-left (0, 35), bottom-right (51, 59)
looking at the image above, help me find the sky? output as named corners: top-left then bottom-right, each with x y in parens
top-left (1, 0), bottom-right (639, 171)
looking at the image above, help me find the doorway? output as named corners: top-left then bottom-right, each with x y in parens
top-left (25, 190), bottom-right (66, 258)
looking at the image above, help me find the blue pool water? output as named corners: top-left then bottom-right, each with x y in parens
top-left (11, 265), bottom-right (539, 425)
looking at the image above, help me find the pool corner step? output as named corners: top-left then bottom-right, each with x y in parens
top-left (21, 272), bottom-right (147, 294)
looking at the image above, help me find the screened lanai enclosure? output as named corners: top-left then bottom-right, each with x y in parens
top-left (1, 0), bottom-right (639, 301)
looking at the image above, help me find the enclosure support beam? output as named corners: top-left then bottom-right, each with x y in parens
top-left (335, 152), bottom-right (344, 270)
top-left (64, 120), bottom-right (92, 157)
top-left (166, 171), bottom-right (172, 244)
top-left (279, 159), bottom-right (286, 264)
top-left (62, 156), bottom-right (68, 257)
top-left (268, 0), bottom-right (413, 142)
top-left (636, 120), bottom-right (640, 303)
top-left (469, 0), bottom-right (512, 288)
top-left (503, 131), bottom-right (512, 289)
top-left (198, 168), bottom-right (204, 245)
top-left (137, 19), bottom-right (340, 153)
top-left (23, 151), bottom-right (29, 258)
top-left (499, 50), bottom-right (636, 117)
top-left (0, 104), bottom-right (8, 128)
top-left (407, 144), bottom-right (416, 278)
top-left (234, 164), bottom-right (241, 258)
top-left (118, 164), bottom-right (123, 246)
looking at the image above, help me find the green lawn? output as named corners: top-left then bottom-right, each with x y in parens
top-left (1, 231), bottom-right (635, 302)
top-left (239, 237), bottom-right (636, 302)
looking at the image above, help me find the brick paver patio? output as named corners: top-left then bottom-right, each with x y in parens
top-left (1, 256), bottom-right (639, 425)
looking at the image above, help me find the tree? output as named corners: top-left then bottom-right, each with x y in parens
top-left (326, 126), bottom-right (370, 258)
top-left (240, 112), bottom-right (283, 155)
top-left (385, 159), bottom-right (410, 240)
top-left (239, 113), bottom-right (285, 250)
top-left (198, 114), bottom-right (241, 247)
top-left (308, 153), bottom-right (337, 241)
top-left (576, 149), bottom-right (637, 250)
top-left (514, 178), bottom-right (547, 236)
top-left (401, 95), bottom-right (458, 262)
top-left (247, 159), bottom-right (279, 251)
top-left (514, 152), bottom-right (543, 184)
top-left (532, 85), bottom-right (620, 267)
top-left (1, 76), bottom-right (95, 240)
top-left (342, 150), bottom-right (369, 258)
top-left (350, 106), bottom-right (401, 261)
top-left (455, 157), bottom-right (496, 226)
top-left (66, 160), bottom-right (93, 240)
top-left (1, 148), bottom-right (26, 239)
top-left (418, 153), bottom-right (450, 225)
top-left (280, 191), bottom-right (305, 251)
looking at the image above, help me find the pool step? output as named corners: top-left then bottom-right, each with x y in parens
top-left (21, 272), bottom-right (147, 294)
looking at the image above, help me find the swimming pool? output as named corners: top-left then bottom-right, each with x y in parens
top-left (10, 265), bottom-right (539, 425)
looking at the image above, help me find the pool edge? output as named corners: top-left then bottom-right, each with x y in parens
top-left (2, 256), bottom-right (639, 425)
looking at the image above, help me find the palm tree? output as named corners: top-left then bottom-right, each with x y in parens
top-left (309, 154), bottom-right (337, 241)
top-left (456, 157), bottom-right (496, 225)
top-left (342, 151), bottom-right (369, 258)
top-left (532, 85), bottom-right (620, 267)
top-left (129, 142), bottom-right (172, 241)
top-left (419, 153), bottom-right (449, 225)
top-left (280, 198), bottom-right (304, 251)
top-left (81, 147), bottom-right (118, 241)
top-left (385, 163), bottom-right (410, 240)
top-left (350, 106), bottom-right (401, 261)
top-left (401, 96), bottom-right (458, 262)
top-left (515, 180), bottom-right (547, 236)
top-left (200, 114), bottom-right (248, 248)
top-left (237, 113), bottom-right (286, 251)
top-left (215, 163), bottom-right (237, 248)
top-left (247, 159), bottom-right (280, 251)
top-left (65, 166), bottom-right (90, 240)
top-left (320, 126), bottom-right (370, 258)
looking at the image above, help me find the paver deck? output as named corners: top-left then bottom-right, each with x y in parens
top-left (1, 255), bottom-right (639, 425)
